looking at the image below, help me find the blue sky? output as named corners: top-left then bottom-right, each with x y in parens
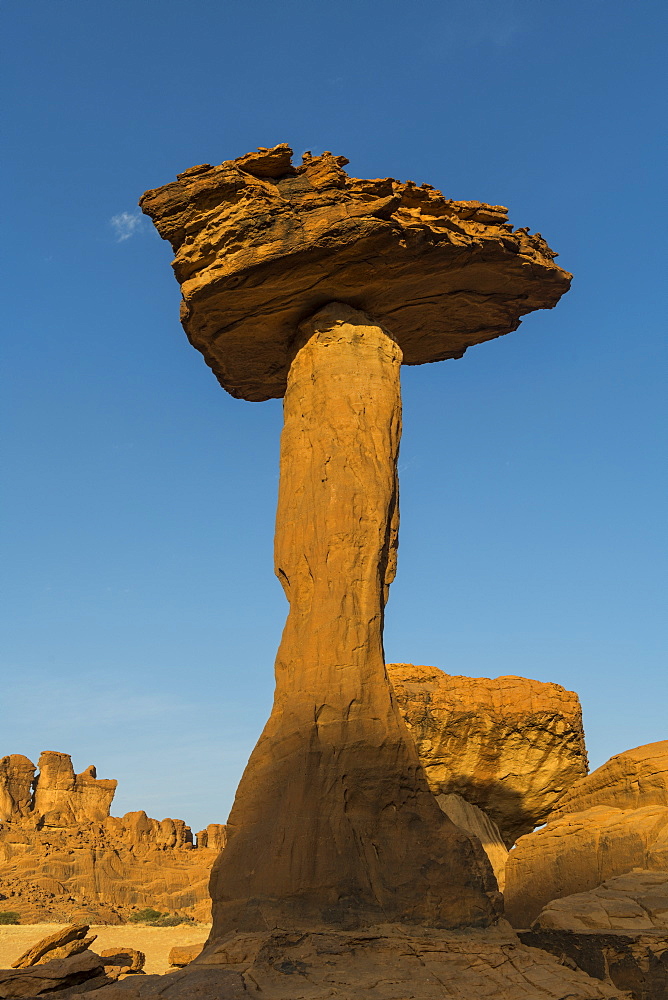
top-left (2, 0), bottom-right (666, 834)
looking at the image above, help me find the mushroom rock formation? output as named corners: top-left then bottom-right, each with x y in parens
top-left (387, 664), bottom-right (588, 845)
top-left (139, 143), bottom-right (570, 403)
top-left (140, 144), bottom-right (571, 938)
top-left (550, 741), bottom-right (668, 819)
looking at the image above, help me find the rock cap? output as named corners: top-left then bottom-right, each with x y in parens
top-left (140, 144), bottom-right (571, 401)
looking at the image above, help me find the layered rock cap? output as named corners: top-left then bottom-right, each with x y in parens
top-left (139, 143), bottom-right (571, 401)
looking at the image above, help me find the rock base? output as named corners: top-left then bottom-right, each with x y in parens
top-left (521, 929), bottom-right (668, 1000)
top-left (64, 922), bottom-right (630, 998)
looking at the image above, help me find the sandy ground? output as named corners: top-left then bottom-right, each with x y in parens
top-left (0, 923), bottom-right (212, 975)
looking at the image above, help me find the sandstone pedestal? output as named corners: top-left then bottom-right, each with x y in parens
top-left (210, 304), bottom-right (496, 934)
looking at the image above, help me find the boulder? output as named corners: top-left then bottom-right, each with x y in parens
top-left (0, 949), bottom-right (103, 997)
top-left (168, 943), bottom-right (203, 967)
top-left (100, 948), bottom-right (145, 978)
top-left (533, 870), bottom-right (668, 932)
top-left (521, 876), bottom-right (668, 1000)
top-left (12, 923), bottom-right (92, 969)
top-left (387, 663), bottom-right (588, 844)
top-left (505, 743), bottom-right (668, 928)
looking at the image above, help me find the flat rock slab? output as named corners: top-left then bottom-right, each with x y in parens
top-left (62, 968), bottom-right (246, 999)
top-left (521, 929), bottom-right (668, 1000)
top-left (140, 143), bottom-right (571, 401)
top-left (68, 923), bottom-right (630, 999)
top-left (0, 949), bottom-right (103, 997)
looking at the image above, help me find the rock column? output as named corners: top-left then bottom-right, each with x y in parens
top-left (209, 303), bottom-right (496, 936)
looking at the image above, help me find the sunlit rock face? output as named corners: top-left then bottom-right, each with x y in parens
top-left (140, 143), bottom-right (571, 402)
top-left (388, 664), bottom-right (588, 846)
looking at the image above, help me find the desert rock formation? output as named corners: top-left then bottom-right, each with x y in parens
top-left (388, 663), bottom-right (588, 844)
top-left (0, 948), bottom-right (104, 997)
top-left (520, 873), bottom-right (668, 1000)
top-left (141, 143), bottom-right (570, 941)
top-left (550, 741), bottom-right (668, 819)
top-left (505, 744), bottom-right (668, 928)
top-left (436, 793), bottom-right (509, 890)
top-left (0, 752), bottom-right (225, 923)
top-left (0, 756), bottom-right (35, 822)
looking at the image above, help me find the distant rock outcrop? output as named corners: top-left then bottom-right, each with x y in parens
top-left (0, 752), bottom-right (226, 923)
top-left (387, 663), bottom-right (588, 846)
top-left (505, 743), bottom-right (668, 928)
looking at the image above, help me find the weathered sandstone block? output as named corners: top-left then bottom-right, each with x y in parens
top-left (521, 875), bottom-right (668, 1000)
top-left (33, 751), bottom-right (117, 825)
top-left (505, 744), bottom-right (668, 928)
top-left (388, 663), bottom-right (588, 844)
top-left (505, 806), bottom-right (668, 928)
top-left (532, 870), bottom-right (668, 932)
top-left (551, 742), bottom-right (668, 820)
top-left (0, 949), bottom-right (104, 997)
top-left (12, 924), bottom-right (93, 969)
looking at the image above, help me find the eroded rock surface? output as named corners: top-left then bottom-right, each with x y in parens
top-left (505, 743), bottom-right (668, 928)
top-left (520, 928), bottom-right (668, 1000)
top-left (533, 871), bottom-right (668, 933)
top-left (436, 792), bottom-right (509, 890)
top-left (0, 753), bottom-right (225, 923)
top-left (33, 752), bottom-right (117, 825)
top-left (551, 742), bottom-right (668, 820)
top-left (387, 663), bottom-right (588, 845)
top-left (522, 876), bottom-right (668, 1000)
top-left (67, 923), bottom-right (629, 999)
top-left (0, 756), bottom-right (35, 822)
top-left (0, 949), bottom-right (104, 998)
top-left (139, 143), bottom-right (571, 401)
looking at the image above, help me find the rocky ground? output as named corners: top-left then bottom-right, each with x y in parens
top-left (0, 924), bottom-right (210, 976)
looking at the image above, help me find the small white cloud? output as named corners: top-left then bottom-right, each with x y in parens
top-left (110, 210), bottom-right (143, 243)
